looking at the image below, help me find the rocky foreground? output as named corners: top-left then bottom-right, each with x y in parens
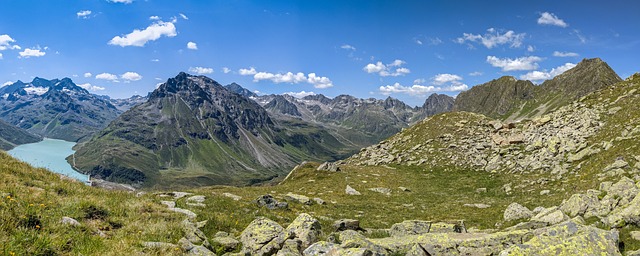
top-left (130, 174), bottom-right (640, 256)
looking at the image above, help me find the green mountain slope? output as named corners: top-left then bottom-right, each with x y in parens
top-left (0, 119), bottom-right (41, 150)
top-left (71, 73), bottom-right (355, 188)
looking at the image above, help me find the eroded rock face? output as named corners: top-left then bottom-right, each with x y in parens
top-left (240, 217), bottom-right (292, 255)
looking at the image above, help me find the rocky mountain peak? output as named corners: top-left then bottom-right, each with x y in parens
top-left (541, 57), bottom-right (621, 98)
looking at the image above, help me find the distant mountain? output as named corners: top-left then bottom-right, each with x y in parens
top-left (225, 82), bottom-right (258, 98)
top-left (98, 94), bottom-right (149, 112)
top-left (414, 93), bottom-right (455, 121)
top-left (454, 58), bottom-right (622, 121)
top-left (72, 73), bottom-right (355, 188)
top-left (252, 92), bottom-right (454, 147)
top-left (0, 119), bottom-right (41, 150)
top-left (0, 78), bottom-right (121, 141)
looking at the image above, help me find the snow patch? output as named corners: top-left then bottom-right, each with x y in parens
top-left (24, 87), bottom-right (49, 95)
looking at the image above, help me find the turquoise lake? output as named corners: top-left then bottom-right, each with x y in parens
top-left (8, 138), bottom-right (89, 182)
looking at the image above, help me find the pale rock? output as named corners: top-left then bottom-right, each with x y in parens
top-left (346, 185), bottom-right (361, 195)
top-left (504, 203), bottom-right (533, 222)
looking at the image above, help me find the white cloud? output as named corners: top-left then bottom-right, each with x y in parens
top-left (179, 13), bottom-right (189, 20)
top-left (2, 81), bottom-right (13, 87)
top-left (379, 82), bottom-right (468, 96)
top-left (414, 78), bottom-right (426, 84)
top-left (78, 83), bottom-right (105, 91)
top-left (240, 67), bottom-right (333, 88)
top-left (432, 74), bottom-right (463, 85)
top-left (108, 20), bottom-right (177, 47)
top-left (0, 53), bottom-right (2, 59)
top-left (188, 67), bottom-right (213, 75)
top-left (187, 41), bottom-right (197, 50)
top-left (456, 28), bottom-right (526, 49)
top-left (527, 45), bottom-right (535, 52)
top-left (77, 10), bottom-right (92, 19)
top-left (469, 71), bottom-right (483, 76)
top-left (149, 16), bottom-right (160, 20)
top-left (520, 63), bottom-right (576, 82)
top-left (340, 44), bottom-right (356, 51)
top-left (486, 56), bottom-right (543, 71)
top-left (307, 73), bottom-right (333, 88)
top-left (415, 39), bottom-right (423, 45)
top-left (572, 29), bottom-right (587, 44)
top-left (222, 67), bottom-right (231, 74)
top-left (151, 59), bottom-right (160, 62)
top-left (285, 91), bottom-right (315, 98)
top-left (363, 59), bottom-right (411, 77)
top-left (108, 0), bottom-right (133, 3)
top-left (0, 35), bottom-right (21, 51)
top-left (121, 72), bottom-right (143, 81)
top-left (239, 67), bottom-right (257, 75)
top-left (95, 73), bottom-right (119, 82)
top-left (429, 37), bottom-right (443, 45)
top-left (553, 51), bottom-right (579, 57)
top-left (537, 12), bottom-right (568, 27)
top-left (254, 72), bottom-right (307, 84)
top-left (18, 48), bottom-right (46, 58)
top-left (83, 72), bottom-right (92, 78)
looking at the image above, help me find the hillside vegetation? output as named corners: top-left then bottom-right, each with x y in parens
top-left (4, 73), bottom-right (640, 254)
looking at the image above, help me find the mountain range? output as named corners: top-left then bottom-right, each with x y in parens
top-left (0, 78), bottom-right (122, 141)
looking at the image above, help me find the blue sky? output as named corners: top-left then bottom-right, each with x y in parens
top-left (0, 0), bottom-right (639, 106)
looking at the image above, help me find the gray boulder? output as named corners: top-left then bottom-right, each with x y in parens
top-left (286, 213), bottom-right (321, 248)
top-left (240, 217), bottom-right (291, 255)
top-left (346, 185), bottom-right (361, 195)
top-left (61, 217), bottom-right (81, 227)
top-left (284, 193), bottom-right (312, 205)
top-left (531, 206), bottom-right (569, 225)
top-left (255, 194), bottom-right (288, 210)
top-left (503, 203), bottom-right (533, 222)
top-left (559, 193), bottom-right (600, 217)
top-left (333, 219), bottom-right (363, 232)
top-left (499, 220), bottom-right (620, 255)
top-left (339, 230), bottom-right (388, 255)
top-left (389, 220), bottom-right (431, 237)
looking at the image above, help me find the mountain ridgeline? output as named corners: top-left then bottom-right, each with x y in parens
top-left (0, 77), bottom-right (121, 141)
top-left (454, 58), bottom-right (621, 121)
top-left (72, 73), bottom-right (455, 188)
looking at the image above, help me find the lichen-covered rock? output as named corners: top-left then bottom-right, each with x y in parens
top-left (559, 193), bottom-right (600, 217)
top-left (187, 245), bottom-right (215, 256)
top-left (240, 217), bottom-right (291, 255)
top-left (339, 230), bottom-right (388, 255)
top-left (531, 206), bottom-right (569, 225)
top-left (389, 220), bottom-right (432, 237)
top-left (371, 229), bottom-right (530, 255)
top-left (504, 202), bottom-right (533, 222)
top-left (302, 241), bottom-right (341, 256)
top-left (284, 193), bottom-right (312, 205)
top-left (606, 176), bottom-right (639, 207)
top-left (212, 235), bottom-right (240, 252)
top-left (498, 220), bottom-right (621, 255)
top-left (276, 239), bottom-right (303, 256)
top-left (604, 190), bottom-right (640, 228)
top-left (286, 213), bottom-right (321, 248)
